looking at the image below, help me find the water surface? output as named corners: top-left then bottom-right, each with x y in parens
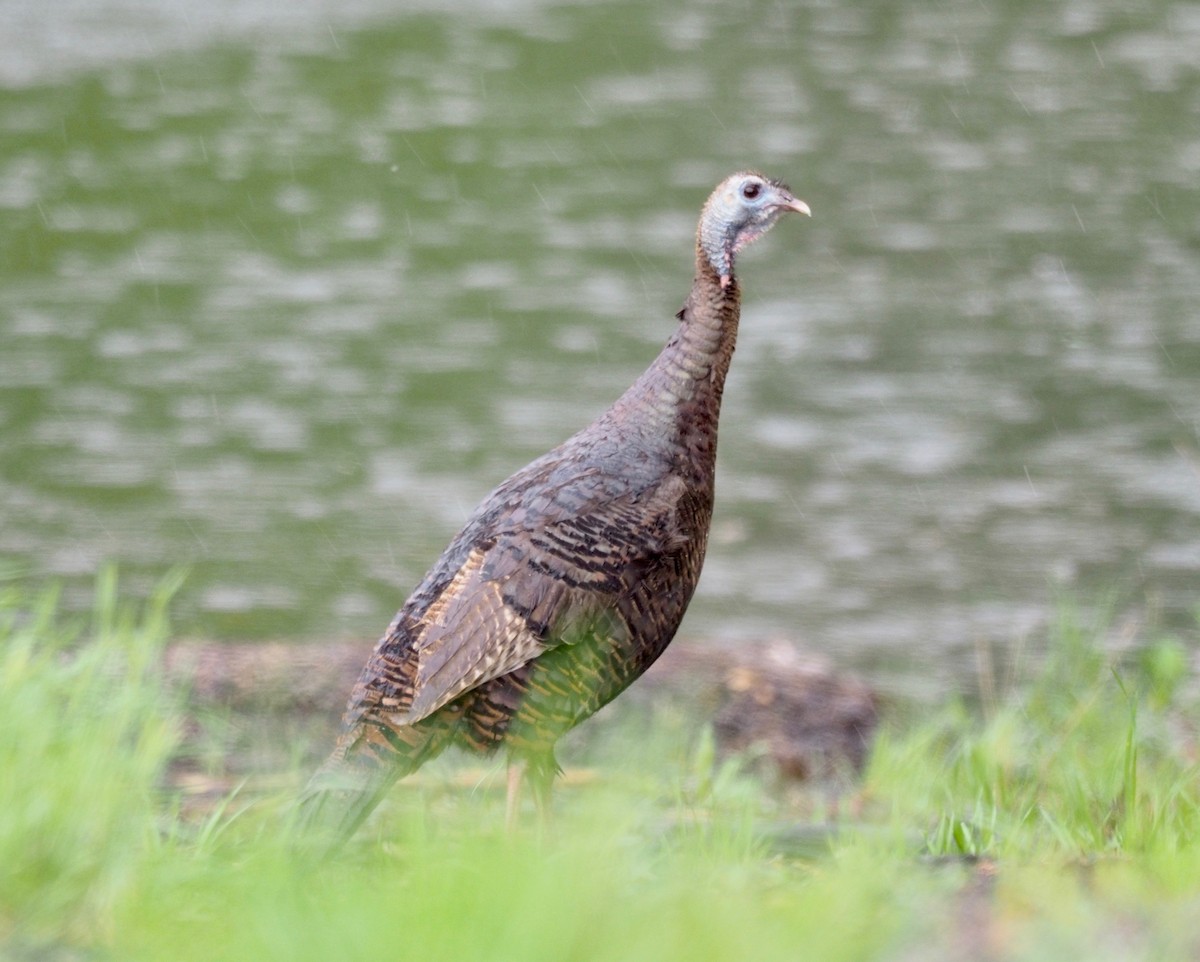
top-left (2, 0), bottom-right (1198, 694)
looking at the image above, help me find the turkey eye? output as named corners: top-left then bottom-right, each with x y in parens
top-left (741, 182), bottom-right (762, 200)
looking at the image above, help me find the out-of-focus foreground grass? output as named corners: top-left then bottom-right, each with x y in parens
top-left (1, 571), bottom-right (1198, 961)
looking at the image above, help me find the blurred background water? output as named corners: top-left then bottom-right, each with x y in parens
top-left (2, 0), bottom-right (1198, 695)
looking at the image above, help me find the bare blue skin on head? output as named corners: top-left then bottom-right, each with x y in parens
top-left (697, 172), bottom-right (811, 288)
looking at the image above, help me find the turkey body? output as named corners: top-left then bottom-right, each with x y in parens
top-left (299, 172), bottom-right (809, 843)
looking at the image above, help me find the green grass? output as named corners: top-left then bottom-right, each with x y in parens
top-left (2, 574), bottom-right (1199, 961)
top-left (871, 602), bottom-right (1200, 863)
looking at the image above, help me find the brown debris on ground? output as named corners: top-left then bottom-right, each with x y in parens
top-left (164, 637), bottom-right (878, 787)
top-left (652, 640), bottom-right (878, 783)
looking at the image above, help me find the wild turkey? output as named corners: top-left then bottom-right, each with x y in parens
top-left (298, 172), bottom-right (809, 843)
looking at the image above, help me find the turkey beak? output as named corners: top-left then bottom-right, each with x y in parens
top-left (781, 196), bottom-right (811, 217)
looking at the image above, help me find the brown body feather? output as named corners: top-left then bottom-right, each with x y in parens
top-left (298, 173), bottom-right (807, 843)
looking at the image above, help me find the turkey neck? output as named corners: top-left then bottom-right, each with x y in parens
top-left (610, 254), bottom-right (739, 481)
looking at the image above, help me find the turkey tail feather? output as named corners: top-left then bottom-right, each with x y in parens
top-left (292, 760), bottom-right (399, 852)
